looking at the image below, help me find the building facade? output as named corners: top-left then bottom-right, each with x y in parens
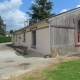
top-left (12, 7), bottom-right (80, 57)
top-left (12, 20), bottom-right (50, 55)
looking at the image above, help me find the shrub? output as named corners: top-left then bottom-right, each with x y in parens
top-left (0, 36), bottom-right (11, 43)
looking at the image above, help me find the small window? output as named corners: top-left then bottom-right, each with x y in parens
top-left (78, 20), bottom-right (80, 43)
top-left (23, 32), bottom-right (26, 41)
top-left (32, 31), bottom-right (36, 46)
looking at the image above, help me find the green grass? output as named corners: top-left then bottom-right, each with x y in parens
top-left (0, 36), bottom-right (11, 43)
top-left (43, 60), bottom-right (80, 80)
top-left (8, 60), bottom-right (80, 80)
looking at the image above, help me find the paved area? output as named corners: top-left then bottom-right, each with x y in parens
top-left (0, 43), bottom-right (54, 80)
top-left (0, 42), bottom-right (12, 46)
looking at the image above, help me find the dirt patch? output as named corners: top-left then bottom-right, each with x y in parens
top-left (54, 56), bottom-right (79, 63)
top-left (7, 56), bottom-right (80, 80)
top-left (0, 46), bottom-right (13, 51)
top-left (5, 60), bottom-right (14, 63)
top-left (19, 63), bottom-right (30, 70)
top-left (68, 53), bottom-right (80, 58)
top-left (56, 57), bottom-right (64, 62)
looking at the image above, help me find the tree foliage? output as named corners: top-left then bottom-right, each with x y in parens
top-left (9, 30), bottom-right (14, 34)
top-left (27, 0), bottom-right (54, 24)
top-left (0, 16), bottom-right (6, 36)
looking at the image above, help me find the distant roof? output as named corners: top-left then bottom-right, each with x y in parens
top-left (14, 19), bottom-right (46, 33)
top-left (57, 7), bottom-right (80, 16)
top-left (14, 7), bottom-right (80, 33)
top-left (6, 31), bottom-right (10, 35)
top-left (49, 7), bottom-right (80, 21)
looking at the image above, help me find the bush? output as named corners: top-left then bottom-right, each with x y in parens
top-left (0, 36), bottom-right (11, 43)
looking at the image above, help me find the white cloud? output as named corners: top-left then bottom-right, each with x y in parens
top-left (77, 5), bottom-right (80, 8)
top-left (0, 0), bottom-right (28, 31)
top-left (31, 1), bottom-right (35, 4)
top-left (60, 9), bottom-right (67, 13)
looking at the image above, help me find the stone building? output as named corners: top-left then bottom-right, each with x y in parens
top-left (12, 7), bottom-right (80, 57)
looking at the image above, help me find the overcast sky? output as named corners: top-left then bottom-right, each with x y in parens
top-left (0, 0), bottom-right (80, 31)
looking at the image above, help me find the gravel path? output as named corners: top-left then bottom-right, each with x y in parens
top-left (0, 44), bottom-right (54, 80)
top-left (0, 42), bottom-right (12, 46)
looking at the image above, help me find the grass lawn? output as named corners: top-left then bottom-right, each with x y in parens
top-left (8, 60), bottom-right (80, 80)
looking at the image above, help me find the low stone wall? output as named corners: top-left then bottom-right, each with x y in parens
top-left (51, 45), bottom-right (75, 57)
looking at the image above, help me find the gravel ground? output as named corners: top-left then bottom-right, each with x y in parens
top-left (0, 42), bottom-right (12, 46)
top-left (0, 44), bottom-right (54, 80)
top-left (0, 43), bottom-right (79, 80)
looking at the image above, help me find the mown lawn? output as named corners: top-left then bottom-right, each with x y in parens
top-left (8, 60), bottom-right (80, 80)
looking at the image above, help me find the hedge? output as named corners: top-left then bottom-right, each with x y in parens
top-left (0, 36), bottom-right (11, 43)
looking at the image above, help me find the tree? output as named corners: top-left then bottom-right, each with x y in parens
top-left (27, 0), bottom-right (55, 24)
top-left (9, 30), bottom-right (14, 34)
top-left (0, 16), bottom-right (6, 36)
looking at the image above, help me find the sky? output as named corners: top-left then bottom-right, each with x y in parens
top-left (0, 0), bottom-right (80, 31)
